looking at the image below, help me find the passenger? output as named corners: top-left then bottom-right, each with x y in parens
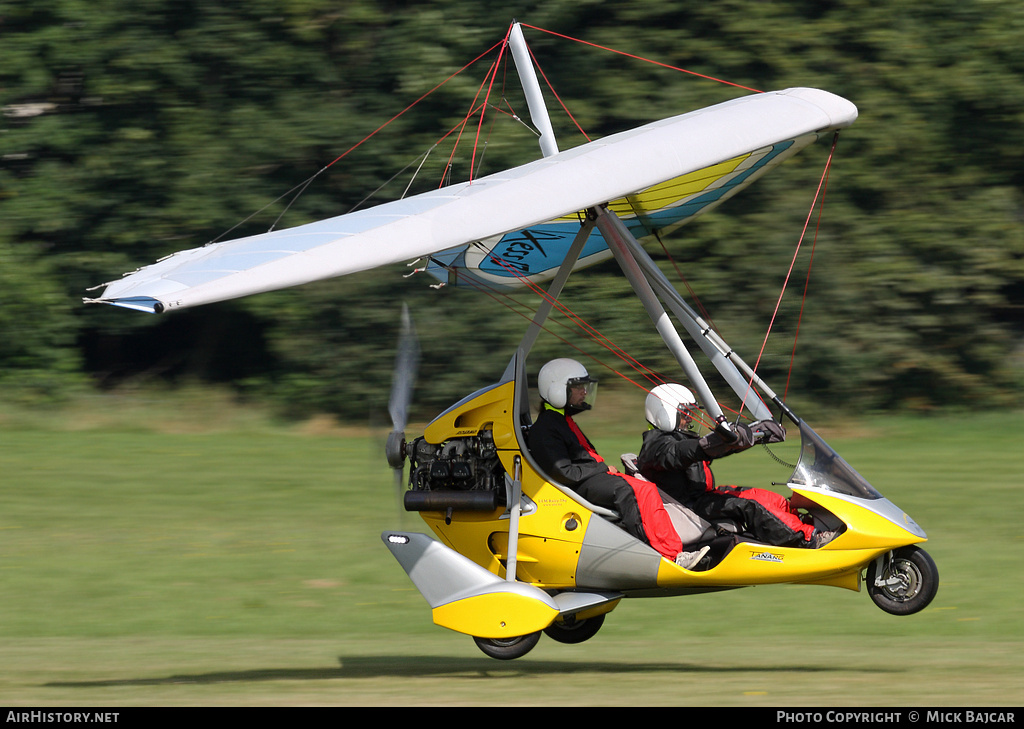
top-left (636, 383), bottom-right (837, 548)
top-left (527, 359), bottom-right (709, 568)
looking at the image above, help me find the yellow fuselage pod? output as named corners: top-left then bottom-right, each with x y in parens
top-left (413, 378), bottom-right (929, 603)
top-left (651, 486), bottom-right (928, 593)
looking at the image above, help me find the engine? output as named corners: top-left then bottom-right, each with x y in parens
top-left (409, 432), bottom-right (503, 492)
top-left (404, 431), bottom-right (506, 521)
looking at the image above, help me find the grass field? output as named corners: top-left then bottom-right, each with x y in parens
top-left (2, 391), bottom-right (1022, 707)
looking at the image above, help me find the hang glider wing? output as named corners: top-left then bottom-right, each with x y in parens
top-left (86, 88), bottom-right (857, 314)
top-left (426, 137), bottom-right (810, 289)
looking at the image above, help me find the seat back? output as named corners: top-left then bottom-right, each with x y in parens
top-left (621, 453), bottom-right (718, 543)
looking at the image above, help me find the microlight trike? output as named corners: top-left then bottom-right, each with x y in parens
top-left (86, 22), bottom-right (937, 660)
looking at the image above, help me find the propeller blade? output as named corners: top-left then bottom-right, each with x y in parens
top-left (385, 304), bottom-right (420, 526)
top-left (388, 303), bottom-right (420, 435)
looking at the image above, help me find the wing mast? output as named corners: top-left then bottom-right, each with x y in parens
top-left (506, 22), bottom-right (763, 430)
top-left (509, 21), bottom-right (559, 158)
top-left (593, 206), bottom-right (756, 430)
top-left (614, 230), bottom-right (789, 422)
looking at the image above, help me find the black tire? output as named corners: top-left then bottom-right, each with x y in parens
top-left (543, 613), bottom-right (606, 645)
top-left (867, 546), bottom-right (939, 616)
top-left (473, 631), bottom-right (541, 660)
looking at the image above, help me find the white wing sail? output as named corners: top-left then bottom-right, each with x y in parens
top-left (86, 88), bottom-right (857, 313)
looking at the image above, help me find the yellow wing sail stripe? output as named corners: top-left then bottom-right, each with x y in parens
top-left (554, 153), bottom-right (750, 222)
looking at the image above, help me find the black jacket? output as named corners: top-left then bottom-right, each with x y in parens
top-left (526, 404), bottom-right (610, 487)
top-left (636, 428), bottom-right (716, 503)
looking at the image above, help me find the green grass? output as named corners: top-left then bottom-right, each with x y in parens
top-left (2, 396), bottom-right (1023, 706)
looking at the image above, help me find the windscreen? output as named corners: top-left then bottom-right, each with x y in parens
top-left (789, 422), bottom-right (883, 499)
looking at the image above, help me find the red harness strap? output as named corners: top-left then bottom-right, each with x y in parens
top-left (565, 416), bottom-right (604, 462)
top-left (565, 416), bottom-right (684, 558)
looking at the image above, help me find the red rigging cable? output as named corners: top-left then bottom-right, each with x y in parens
top-left (261, 22), bottom-right (831, 418)
top-left (519, 23), bottom-right (763, 94)
top-left (470, 39), bottom-right (510, 180)
top-left (524, 42), bottom-right (591, 143)
top-left (413, 26), bottom-right (816, 418)
top-left (445, 35), bottom-right (512, 185)
top-left (784, 132), bottom-right (839, 400)
top-left (327, 36), bottom-right (508, 173)
top-left (742, 132), bottom-right (840, 413)
top-left (435, 246), bottom-right (746, 423)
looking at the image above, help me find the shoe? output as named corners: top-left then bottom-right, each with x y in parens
top-left (808, 529), bottom-right (838, 548)
top-left (675, 545), bottom-right (710, 569)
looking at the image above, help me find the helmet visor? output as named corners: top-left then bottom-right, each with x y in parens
top-left (565, 376), bottom-right (598, 412)
top-left (678, 402), bottom-right (702, 431)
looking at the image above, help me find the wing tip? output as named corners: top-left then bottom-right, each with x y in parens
top-left (83, 296), bottom-right (165, 314)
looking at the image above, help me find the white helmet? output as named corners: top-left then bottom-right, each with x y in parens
top-left (645, 383), bottom-right (698, 432)
top-left (538, 358), bottom-right (598, 411)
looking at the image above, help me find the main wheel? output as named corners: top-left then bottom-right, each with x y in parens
top-left (867, 546), bottom-right (939, 616)
top-left (543, 613), bottom-right (606, 645)
top-left (473, 632), bottom-right (541, 660)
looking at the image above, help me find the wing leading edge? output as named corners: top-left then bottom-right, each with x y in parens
top-left (86, 88), bottom-right (857, 313)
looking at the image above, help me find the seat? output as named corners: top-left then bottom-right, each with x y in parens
top-left (620, 453), bottom-right (731, 543)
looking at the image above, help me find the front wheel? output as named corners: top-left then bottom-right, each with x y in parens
top-left (867, 546), bottom-right (938, 616)
top-left (473, 632), bottom-right (541, 660)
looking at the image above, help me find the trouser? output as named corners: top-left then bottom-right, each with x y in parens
top-left (575, 472), bottom-right (683, 559)
top-left (692, 486), bottom-right (814, 546)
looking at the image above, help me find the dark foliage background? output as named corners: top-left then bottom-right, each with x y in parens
top-left (3, 0), bottom-right (1022, 420)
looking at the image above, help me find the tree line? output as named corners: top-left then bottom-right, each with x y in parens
top-left (2, 0), bottom-right (1022, 422)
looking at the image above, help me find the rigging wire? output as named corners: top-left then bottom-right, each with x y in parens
top-left (524, 41), bottom-right (591, 143)
top-left (326, 36), bottom-right (507, 172)
top-left (211, 20), bottom-right (836, 427)
top-left (382, 21), bottom-right (825, 426)
top-left (784, 133), bottom-right (839, 400)
top-left (470, 33), bottom-right (511, 181)
top-left (738, 132), bottom-right (840, 417)
top-left (347, 145), bottom-right (437, 214)
top-left (442, 49), bottom-right (506, 185)
top-left (432, 247), bottom-right (747, 428)
top-left (519, 23), bottom-right (763, 94)
top-left (208, 36), bottom-right (507, 243)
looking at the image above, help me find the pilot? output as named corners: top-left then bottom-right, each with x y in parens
top-left (526, 359), bottom-right (709, 568)
top-left (636, 383), bottom-right (837, 548)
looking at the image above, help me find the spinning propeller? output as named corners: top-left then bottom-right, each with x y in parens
top-left (385, 304), bottom-right (420, 505)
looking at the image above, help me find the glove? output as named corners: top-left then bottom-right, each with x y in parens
top-left (750, 419), bottom-right (786, 444)
top-left (699, 423), bottom-right (755, 458)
